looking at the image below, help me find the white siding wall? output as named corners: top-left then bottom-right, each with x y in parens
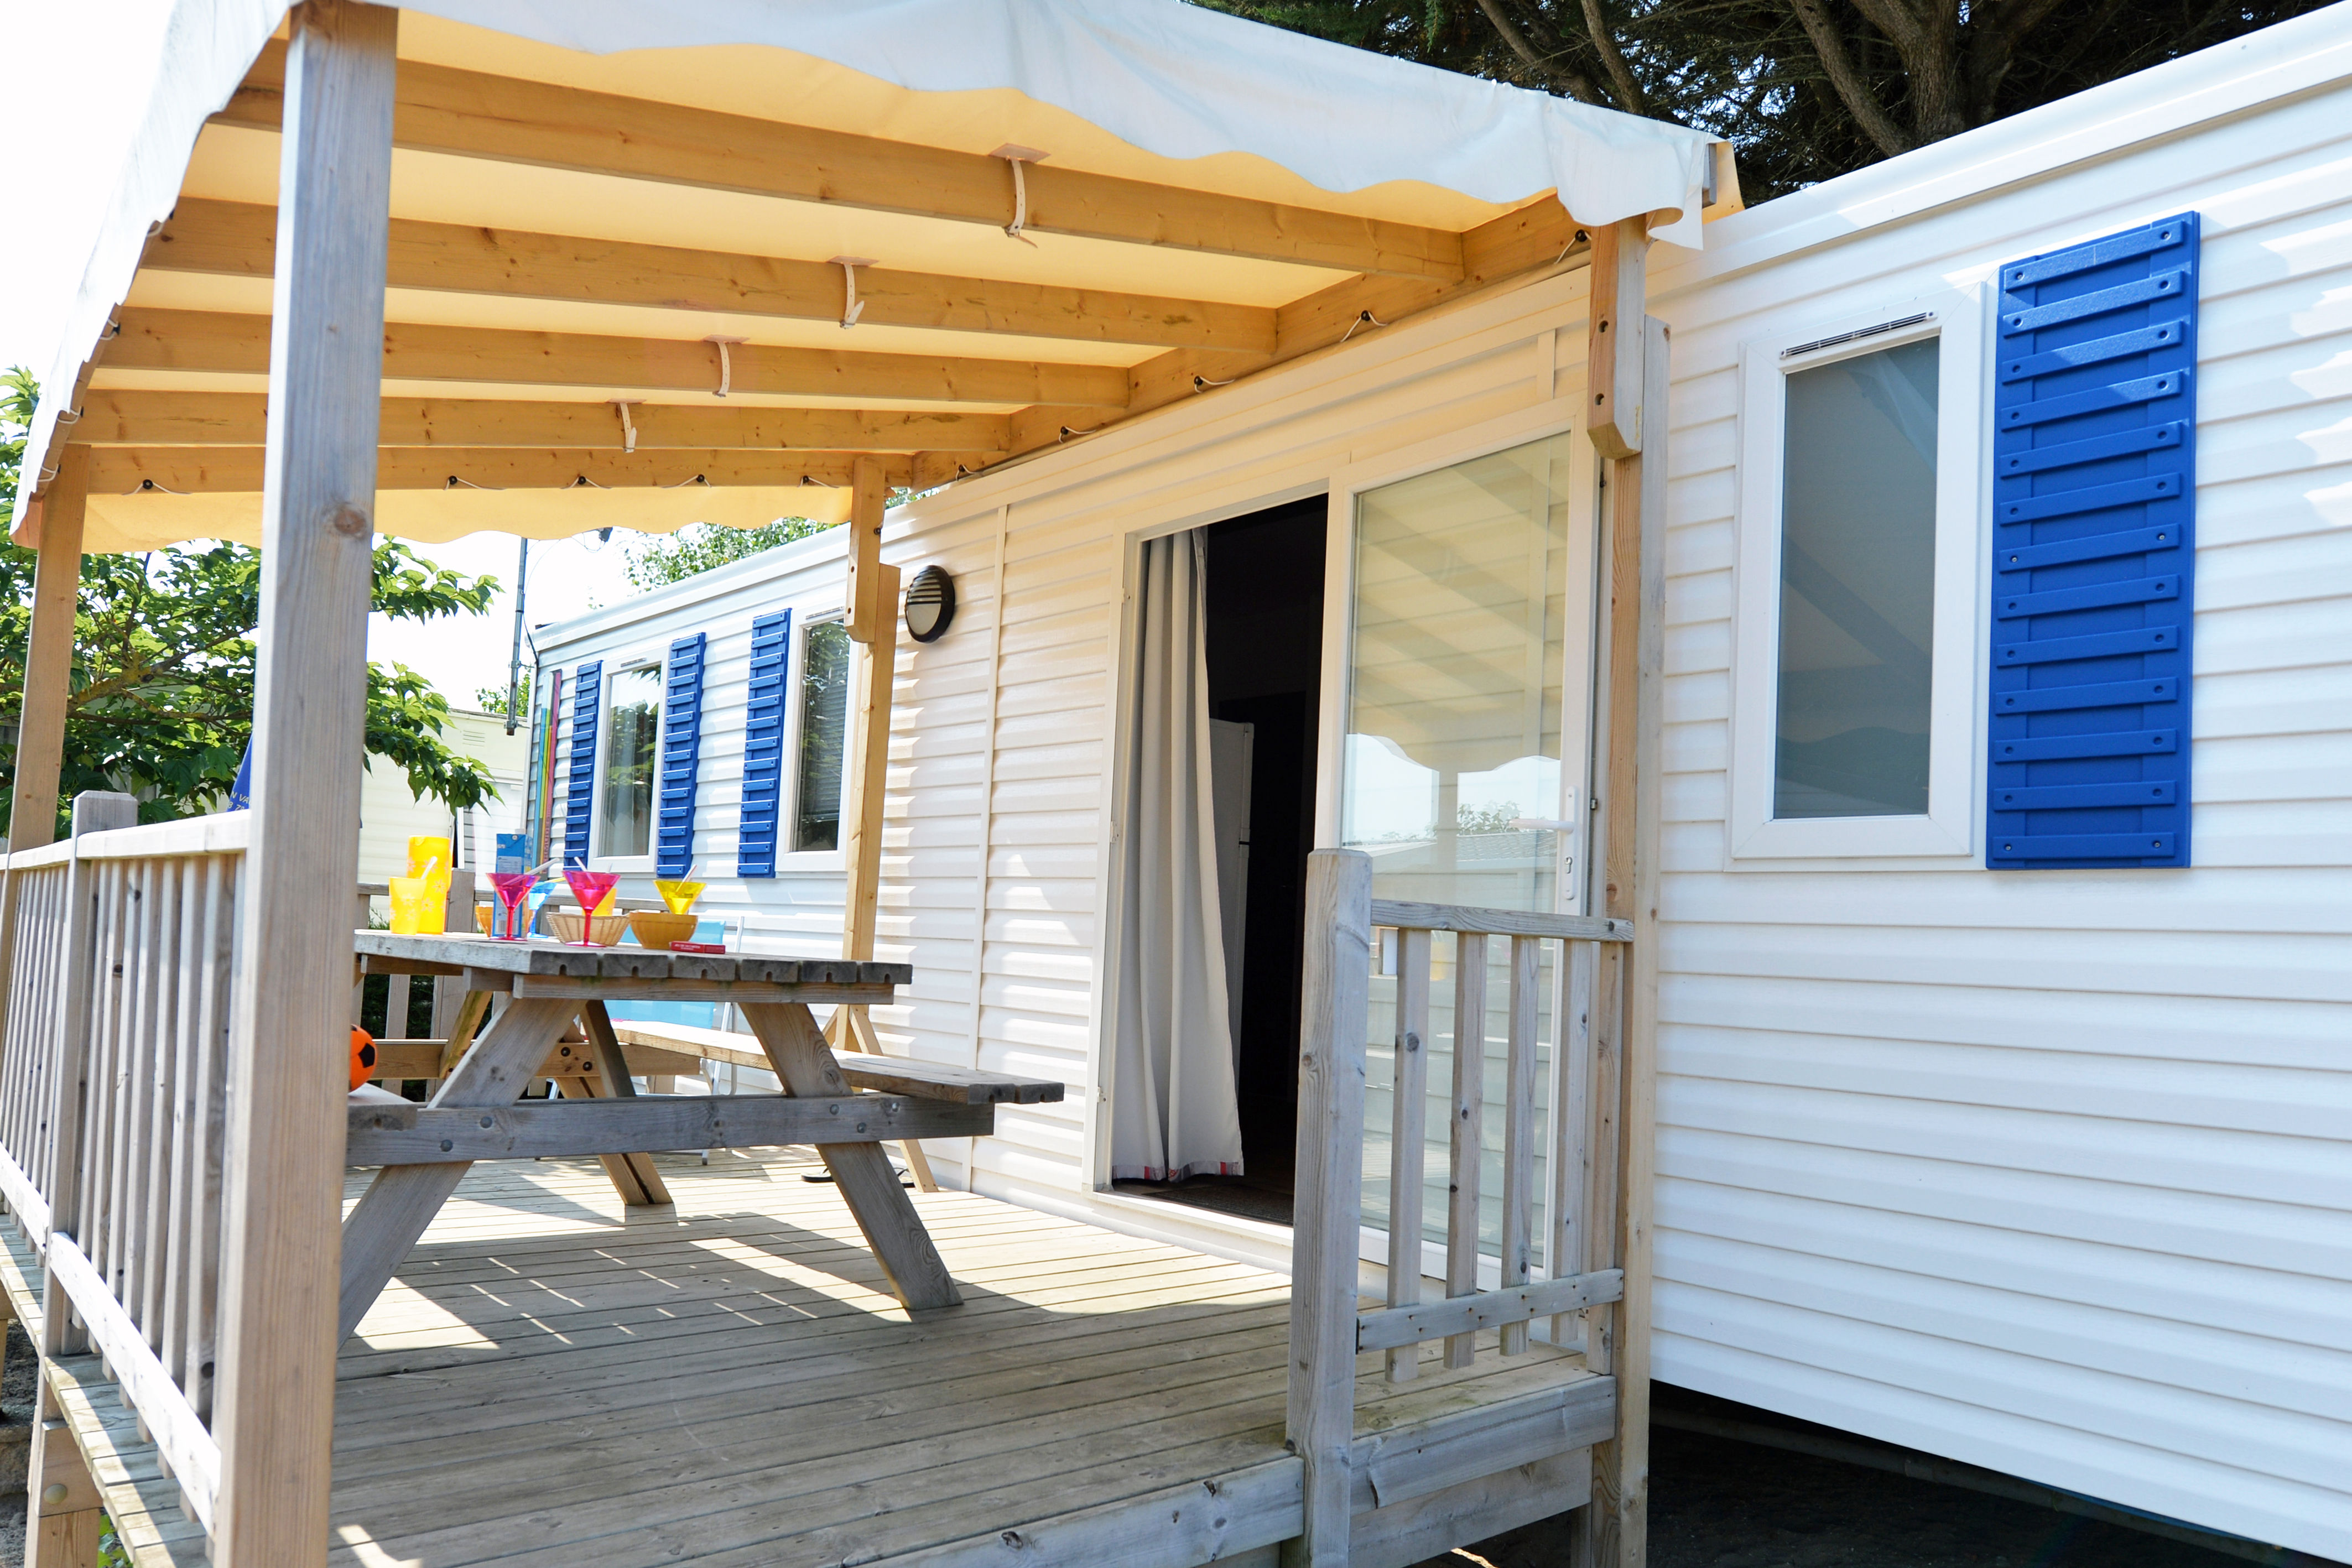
top-left (1642, 13), bottom-right (2352, 1557)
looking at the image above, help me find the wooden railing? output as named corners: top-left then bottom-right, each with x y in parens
top-left (0, 793), bottom-right (247, 1533)
top-left (1288, 847), bottom-right (1633, 1567)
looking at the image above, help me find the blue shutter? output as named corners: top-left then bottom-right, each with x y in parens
top-left (737, 611), bottom-right (792, 877)
top-left (1988, 213), bottom-right (2197, 869)
top-left (656, 633), bottom-right (706, 879)
top-left (564, 660), bottom-right (602, 869)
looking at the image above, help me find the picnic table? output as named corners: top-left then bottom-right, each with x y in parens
top-left (337, 931), bottom-right (1061, 1343)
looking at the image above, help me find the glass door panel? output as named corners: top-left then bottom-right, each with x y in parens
top-left (1342, 431), bottom-right (1586, 1273)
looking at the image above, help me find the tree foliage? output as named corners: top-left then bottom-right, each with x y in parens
top-left (1201, 0), bottom-right (2333, 198)
top-left (0, 371), bottom-right (505, 837)
top-left (623, 518), bottom-right (837, 591)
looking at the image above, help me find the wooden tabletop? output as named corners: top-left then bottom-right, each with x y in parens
top-left (353, 931), bottom-right (912, 999)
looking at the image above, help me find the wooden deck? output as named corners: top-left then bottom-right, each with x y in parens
top-left (29, 1148), bottom-right (1607, 1567)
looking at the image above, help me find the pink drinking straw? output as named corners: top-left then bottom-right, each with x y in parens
top-left (488, 872), bottom-right (537, 940)
top-left (562, 869), bottom-right (620, 945)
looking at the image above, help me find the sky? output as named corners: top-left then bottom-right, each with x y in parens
top-left (2, 4), bottom-right (644, 711)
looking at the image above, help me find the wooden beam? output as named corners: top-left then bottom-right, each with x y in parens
top-left (88, 445), bottom-right (923, 494)
top-left (108, 306), bottom-right (1131, 408)
top-left (212, 5), bottom-right (397, 1561)
top-left (845, 456), bottom-right (891, 645)
top-left (8, 447), bottom-right (86, 852)
top-left (1356, 1269), bottom-right (1623, 1354)
top-left (217, 43), bottom-right (1466, 282)
top-left (1045, 199), bottom-right (1590, 450)
top-left (67, 390), bottom-right (1012, 452)
top-left (147, 197), bottom-right (1276, 353)
top-left (346, 1091), bottom-right (992, 1163)
top-left (1585, 220), bottom-right (1648, 460)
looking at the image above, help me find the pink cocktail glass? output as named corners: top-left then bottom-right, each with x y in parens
top-left (488, 872), bottom-right (538, 940)
top-left (562, 869), bottom-right (620, 944)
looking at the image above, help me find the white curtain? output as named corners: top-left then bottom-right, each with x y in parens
top-left (1112, 532), bottom-right (1245, 1182)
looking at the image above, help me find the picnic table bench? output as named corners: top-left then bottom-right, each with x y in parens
top-left (339, 931), bottom-right (1062, 1344)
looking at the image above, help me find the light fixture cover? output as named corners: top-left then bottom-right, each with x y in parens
top-left (904, 564), bottom-right (956, 643)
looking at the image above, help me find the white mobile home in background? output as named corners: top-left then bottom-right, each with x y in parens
top-left (535, 8), bottom-right (2352, 1559)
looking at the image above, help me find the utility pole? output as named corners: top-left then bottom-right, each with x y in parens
top-left (504, 536), bottom-right (529, 734)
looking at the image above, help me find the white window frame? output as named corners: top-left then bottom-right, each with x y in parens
top-left (589, 650), bottom-right (666, 872)
top-left (777, 611), bottom-right (852, 868)
top-left (1727, 286), bottom-right (1987, 863)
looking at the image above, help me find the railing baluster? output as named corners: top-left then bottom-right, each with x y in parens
top-left (1582, 942), bottom-right (1626, 1376)
top-left (1385, 926), bottom-right (1431, 1382)
top-left (1498, 934), bottom-right (1539, 1356)
top-left (1444, 930), bottom-right (1487, 1370)
top-left (194, 852), bottom-right (235, 1422)
top-left (1551, 938), bottom-right (1597, 1350)
top-left (146, 858), bottom-right (191, 1347)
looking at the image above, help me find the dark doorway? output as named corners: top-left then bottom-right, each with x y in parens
top-left (1116, 497), bottom-right (1325, 1226)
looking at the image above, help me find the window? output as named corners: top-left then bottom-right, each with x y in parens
top-left (599, 663), bottom-right (662, 858)
top-left (1774, 339), bottom-right (1939, 819)
top-left (1730, 292), bottom-right (1984, 861)
top-left (793, 620), bottom-right (851, 852)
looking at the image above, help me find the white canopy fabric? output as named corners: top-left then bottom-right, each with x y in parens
top-left (13, 0), bottom-right (1721, 544)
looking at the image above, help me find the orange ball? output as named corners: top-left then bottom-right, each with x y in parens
top-left (350, 1027), bottom-right (378, 1092)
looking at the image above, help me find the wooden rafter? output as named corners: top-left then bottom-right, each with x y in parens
top-left (106, 308), bottom-right (1130, 408)
top-left (67, 390), bottom-right (1011, 452)
top-left (215, 41), bottom-right (1468, 282)
top-left (1010, 197), bottom-right (1593, 454)
top-left (88, 446), bottom-right (930, 493)
top-left (147, 199), bottom-right (1278, 353)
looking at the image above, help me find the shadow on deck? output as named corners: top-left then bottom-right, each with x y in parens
top-left (59, 1149), bottom-right (1604, 1567)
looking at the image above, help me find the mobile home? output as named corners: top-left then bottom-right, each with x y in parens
top-left (0, 2), bottom-right (1726, 1564)
top-left (538, 8), bottom-right (2352, 1561)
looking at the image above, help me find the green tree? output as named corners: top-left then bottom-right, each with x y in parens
top-left (623, 518), bottom-right (836, 591)
top-left (475, 671), bottom-right (531, 719)
top-left (1201, 0), bottom-right (2333, 199)
top-left (0, 371), bottom-right (504, 837)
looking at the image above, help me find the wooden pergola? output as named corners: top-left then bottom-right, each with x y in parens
top-left (3, 4), bottom-right (1724, 1562)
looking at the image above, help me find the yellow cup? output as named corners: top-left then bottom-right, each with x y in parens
top-left (654, 879), bottom-right (705, 915)
top-left (407, 835), bottom-right (451, 880)
top-left (593, 884), bottom-right (617, 915)
top-left (388, 876), bottom-right (433, 935)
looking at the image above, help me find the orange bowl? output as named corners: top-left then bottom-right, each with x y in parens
top-left (628, 910), bottom-right (700, 950)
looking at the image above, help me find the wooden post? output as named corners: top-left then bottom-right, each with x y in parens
top-left (26, 1409), bottom-right (104, 1568)
top-left (1284, 848), bottom-right (1371, 1568)
top-left (1586, 221), bottom-right (1649, 461)
top-left (211, 5), bottom-right (397, 1563)
top-left (836, 455), bottom-right (934, 1188)
top-left (9, 445), bottom-right (88, 853)
top-left (1576, 315), bottom-right (1670, 1568)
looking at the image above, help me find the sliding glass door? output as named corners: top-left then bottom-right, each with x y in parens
top-left (1335, 428), bottom-right (1594, 1272)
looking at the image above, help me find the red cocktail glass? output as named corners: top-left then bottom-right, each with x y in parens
top-left (488, 872), bottom-right (538, 940)
top-left (561, 869), bottom-right (620, 944)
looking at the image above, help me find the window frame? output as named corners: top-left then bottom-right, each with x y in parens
top-left (778, 611), bottom-right (853, 868)
top-left (1318, 399), bottom-right (1601, 915)
top-left (589, 650), bottom-right (667, 872)
top-left (1727, 286), bottom-right (1989, 863)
